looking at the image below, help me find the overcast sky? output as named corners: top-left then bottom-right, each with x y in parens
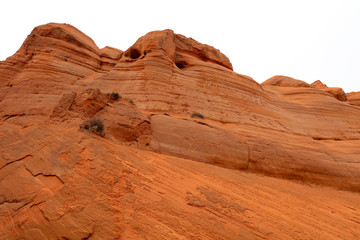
top-left (1, 0), bottom-right (359, 92)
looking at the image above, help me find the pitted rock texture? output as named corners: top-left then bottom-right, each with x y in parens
top-left (0, 23), bottom-right (360, 239)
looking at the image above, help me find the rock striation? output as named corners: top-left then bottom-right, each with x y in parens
top-left (310, 80), bottom-right (347, 101)
top-left (347, 91), bottom-right (360, 106)
top-left (0, 23), bottom-right (360, 239)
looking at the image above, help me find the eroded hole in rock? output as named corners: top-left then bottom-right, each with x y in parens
top-left (175, 61), bottom-right (187, 69)
top-left (130, 48), bottom-right (141, 59)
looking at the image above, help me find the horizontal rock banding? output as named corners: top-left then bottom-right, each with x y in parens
top-left (0, 23), bottom-right (359, 240)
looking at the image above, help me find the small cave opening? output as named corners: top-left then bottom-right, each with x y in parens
top-left (130, 48), bottom-right (141, 60)
top-left (175, 61), bottom-right (187, 69)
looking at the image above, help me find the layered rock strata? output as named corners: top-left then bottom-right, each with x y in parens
top-left (0, 23), bottom-right (359, 239)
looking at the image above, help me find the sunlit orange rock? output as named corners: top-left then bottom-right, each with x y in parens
top-left (262, 75), bottom-right (310, 87)
top-left (0, 23), bottom-right (359, 239)
top-left (347, 91), bottom-right (360, 106)
top-left (310, 80), bottom-right (347, 101)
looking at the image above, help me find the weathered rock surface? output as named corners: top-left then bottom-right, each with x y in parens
top-left (150, 115), bottom-right (249, 169)
top-left (347, 91), bottom-right (360, 106)
top-left (0, 23), bottom-right (359, 239)
top-left (310, 80), bottom-right (347, 101)
top-left (262, 75), bottom-right (311, 87)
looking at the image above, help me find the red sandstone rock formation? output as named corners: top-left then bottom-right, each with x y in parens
top-left (262, 75), bottom-right (310, 87)
top-left (347, 91), bottom-right (360, 106)
top-left (0, 23), bottom-right (359, 239)
top-left (310, 80), bottom-right (347, 101)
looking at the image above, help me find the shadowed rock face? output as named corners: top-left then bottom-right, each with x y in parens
top-left (0, 23), bottom-right (360, 240)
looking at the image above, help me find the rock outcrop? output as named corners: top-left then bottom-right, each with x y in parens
top-left (262, 75), bottom-right (310, 87)
top-left (0, 23), bottom-right (359, 239)
top-left (310, 80), bottom-right (347, 101)
top-left (347, 91), bottom-right (360, 106)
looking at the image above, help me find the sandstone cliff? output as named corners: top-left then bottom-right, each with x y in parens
top-left (0, 23), bottom-right (359, 239)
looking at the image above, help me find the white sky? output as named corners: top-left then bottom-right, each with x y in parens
top-left (1, 0), bottom-right (359, 92)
